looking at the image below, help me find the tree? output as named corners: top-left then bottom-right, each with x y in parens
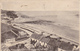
top-left (6, 11), bottom-right (18, 20)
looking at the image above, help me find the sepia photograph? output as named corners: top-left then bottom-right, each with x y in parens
top-left (1, 10), bottom-right (79, 51)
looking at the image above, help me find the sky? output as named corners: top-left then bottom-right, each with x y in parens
top-left (1, 0), bottom-right (79, 11)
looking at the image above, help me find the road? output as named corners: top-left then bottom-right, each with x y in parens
top-left (13, 23), bottom-right (79, 45)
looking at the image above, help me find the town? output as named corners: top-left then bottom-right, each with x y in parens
top-left (1, 10), bottom-right (79, 51)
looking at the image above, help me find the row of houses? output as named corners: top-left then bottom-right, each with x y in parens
top-left (30, 33), bottom-right (79, 51)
